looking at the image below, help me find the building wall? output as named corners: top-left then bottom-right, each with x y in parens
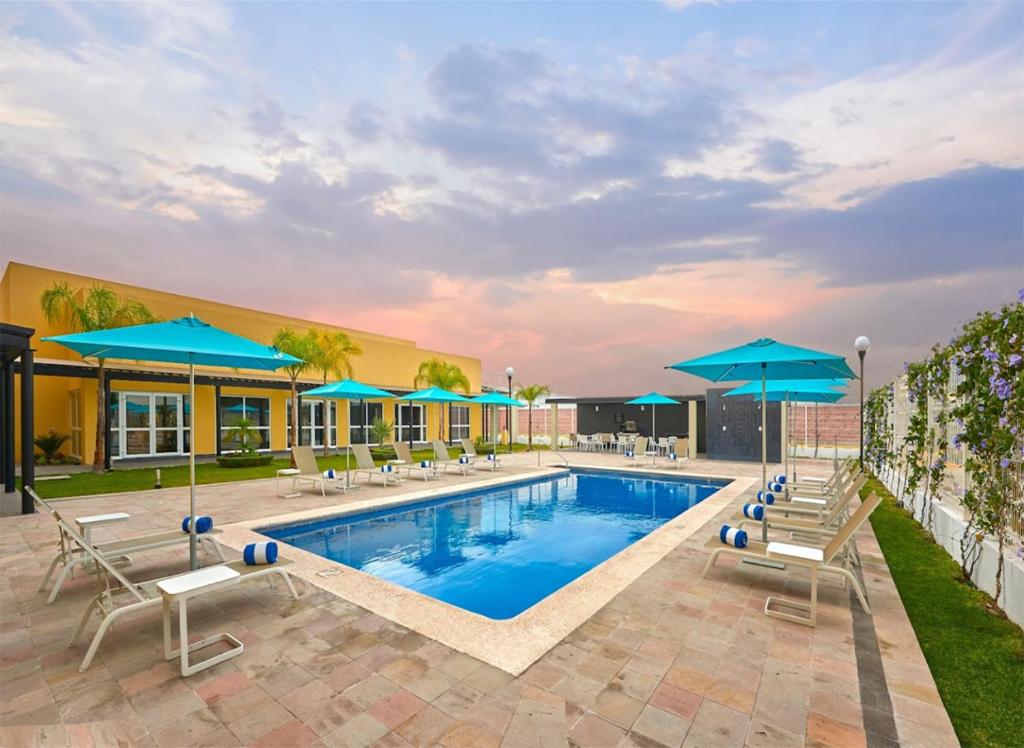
top-left (2, 262), bottom-right (483, 464)
top-left (704, 389), bottom-right (782, 463)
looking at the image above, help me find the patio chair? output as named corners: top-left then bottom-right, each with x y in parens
top-left (433, 440), bottom-right (475, 474)
top-left (22, 488), bottom-right (299, 673)
top-left (769, 467), bottom-right (863, 519)
top-left (624, 436), bottom-right (648, 465)
top-left (461, 438), bottom-right (501, 470)
top-left (291, 446), bottom-right (343, 496)
top-left (702, 492), bottom-right (882, 627)
top-left (394, 442), bottom-right (439, 481)
top-left (789, 457), bottom-right (856, 495)
top-left (33, 492), bottom-right (225, 605)
top-left (352, 444), bottom-right (398, 486)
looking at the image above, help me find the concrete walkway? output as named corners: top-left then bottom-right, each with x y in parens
top-left (0, 453), bottom-right (958, 747)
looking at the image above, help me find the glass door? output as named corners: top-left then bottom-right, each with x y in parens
top-left (68, 391), bottom-right (82, 458)
top-left (111, 392), bottom-right (190, 459)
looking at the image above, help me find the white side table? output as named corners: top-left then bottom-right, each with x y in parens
top-left (276, 468), bottom-right (302, 497)
top-left (387, 459), bottom-right (407, 484)
top-left (158, 565), bottom-right (243, 676)
top-left (75, 512), bottom-right (132, 570)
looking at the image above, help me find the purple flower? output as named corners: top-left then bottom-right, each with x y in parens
top-left (952, 433), bottom-right (962, 448)
top-left (999, 416), bottom-right (1009, 428)
top-left (1009, 353), bottom-right (1022, 367)
top-left (1018, 287), bottom-right (1024, 301)
top-left (983, 349), bottom-right (999, 362)
top-left (1000, 457), bottom-right (1010, 469)
top-left (963, 344), bottom-right (972, 354)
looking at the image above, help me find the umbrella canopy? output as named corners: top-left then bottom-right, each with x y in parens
top-left (667, 338), bottom-right (855, 545)
top-left (300, 379), bottom-right (395, 490)
top-left (43, 315), bottom-right (302, 570)
top-left (724, 388), bottom-right (846, 403)
top-left (43, 315), bottom-right (302, 370)
top-left (302, 379), bottom-right (395, 400)
top-left (625, 392), bottom-right (682, 406)
top-left (400, 386), bottom-right (470, 403)
top-left (724, 379), bottom-right (848, 398)
top-left (468, 392), bottom-right (525, 407)
top-left (667, 338), bottom-right (856, 381)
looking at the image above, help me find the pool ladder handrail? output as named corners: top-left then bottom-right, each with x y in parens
top-left (542, 444), bottom-right (570, 468)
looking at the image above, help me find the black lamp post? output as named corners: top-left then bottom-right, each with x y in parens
top-left (506, 366), bottom-right (514, 453)
top-left (855, 335), bottom-right (871, 468)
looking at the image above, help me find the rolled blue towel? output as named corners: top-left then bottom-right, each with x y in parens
top-left (380, 464), bottom-right (393, 473)
top-left (719, 525), bottom-right (748, 548)
top-left (419, 460), bottom-right (434, 468)
top-left (667, 452), bottom-right (677, 460)
top-left (322, 468), bottom-right (337, 479)
top-left (459, 455), bottom-right (471, 464)
top-left (742, 503), bottom-right (764, 520)
top-left (774, 474), bottom-right (787, 485)
top-left (625, 450), bottom-right (634, 458)
top-left (243, 541), bottom-right (278, 565)
top-left (768, 481), bottom-right (784, 493)
top-left (487, 454), bottom-right (498, 462)
top-left (757, 490), bottom-right (775, 505)
top-left (182, 515), bottom-right (213, 533)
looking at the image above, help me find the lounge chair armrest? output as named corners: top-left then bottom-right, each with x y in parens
top-left (766, 541), bottom-right (824, 562)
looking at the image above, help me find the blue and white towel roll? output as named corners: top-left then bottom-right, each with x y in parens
top-left (487, 454), bottom-right (498, 462)
top-left (419, 460), bottom-right (434, 468)
top-left (774, 474), bottom-right (787, 485)
top-left (322, 468), bottom-right (336, 479)
top-left (625, 450), bottom-right (634, 458)
top-left (459, 455), bottom-right (471, 464)
top-left (380, 464), bottom-right (393, 473)
top-left (768, 481), bottom-right (784, 493)
top-left (719, 525), bottom-right (748, 548)
top-left (756, 490), bottom-right (775, 505)
top-left (181, 516), bottom-right (213, 533)
top-left (243, 541), bottom-right (278, 565)
top-left (742, 503), bottom-right (764, 520)
top-left (667, 452), bottom-right (677, 460)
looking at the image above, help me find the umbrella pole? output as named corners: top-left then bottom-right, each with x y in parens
top-left (760, 365), bottom-right (768, 544)
top-left (188, 362), bottom-right (197, 570)
top-left (346, 400), bottom-right (352, 490)
top-left (784, 392), bottom-right (790, 498)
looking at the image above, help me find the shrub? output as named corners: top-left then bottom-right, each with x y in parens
top-left (34, 429), bottom-right (69, 464)
top-left (216, 454), bottom-right (273, 468)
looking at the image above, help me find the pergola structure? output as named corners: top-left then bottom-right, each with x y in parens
top-left (1, 323), bottom-right (35, 515)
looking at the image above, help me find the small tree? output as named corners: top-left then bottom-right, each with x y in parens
top-left (223, 417), bottom-right (263, 455)
top-left (515, 383), bottom-right (551, 451)
top-left (272, 328), bottom-right (317, 449)
top-left (369, 418), bottom-right (394, 456)
top-left (34, 429), bottom-right (69, 464)
top-left (40, 282), bottom-right (156, 473)
top-left (309, 330), bottom-right (362, 456)
top-left (414, 358), bottom-right (471, 441)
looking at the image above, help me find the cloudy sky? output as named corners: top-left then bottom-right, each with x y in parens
top-left (2, 1), bottom-right (1022, 396)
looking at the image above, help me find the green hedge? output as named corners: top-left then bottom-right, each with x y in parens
top-left (216, 454), bottom-right (274, 468)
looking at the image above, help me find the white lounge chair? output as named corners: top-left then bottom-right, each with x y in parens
top-left (23, 488), bottom-right (299, 672)
top-left (291, 446), bottom-right (343, 496)
top-left (34, 492), bottom-right (225, 604)
top-left (352, 444), bottom-right (399, 486)
top-left (703, 492), bottom-right (882, 627)
top-left (434, 440), bottom-right (474, 474)
top-left (461, 438), bottom-right (501, 471)
top-left (624, 436), bottom-right (649, 465)
top-left (394, 442), bottom-right (439, 482)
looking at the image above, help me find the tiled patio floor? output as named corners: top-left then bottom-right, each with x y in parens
top-left (0, 453), bottom-right (958, 747)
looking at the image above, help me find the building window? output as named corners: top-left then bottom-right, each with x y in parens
top-left (394, 403), bottom-right (426, 443)
top-left (68, 391), bottom-right (82, 458)
top-left (349, 401), bottom-right (383, 444)
top-left (287, 399), bottom-right (338, 448)
top-left (109, 392), bottom-right (190, 459)
top-left (220, 396), bottom-right (270, 452)
top-left (451, 405), bottom-right (470, 441)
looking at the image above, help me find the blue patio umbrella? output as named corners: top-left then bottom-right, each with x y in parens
top-left (468, 392), bottom-right (525, 459)
top-left (43, 315), bottom-right (302, 569)
top-left (301, 379), bottom-right (395, 488)
top-left (725, 379), bottom-right (848, 487)
top-left (400, 387), bottom-right (471, 451)
top-left (625, 392), bottom-right (681, 442)
top-left (668, 338), bottom-right (856, 543)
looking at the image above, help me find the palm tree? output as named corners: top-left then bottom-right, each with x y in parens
top-left (272, 328), bottom-right (318, 449)
top-left (515, 383), bottom-right (552, 451)
top-left (40, 282), bottom-right (156, 473)
top-left (309, 330), bottom-right (362, 456)
top-left (414, 357), bottom-right (470, 441)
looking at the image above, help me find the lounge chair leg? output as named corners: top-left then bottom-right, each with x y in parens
top-left (278, 570), bottom-right (299, 599)
top-left (39, 553), bottom-right (64, 592)
top-left (839, 568), bottom-right (871, 614)
top-left (701, 549), bottom-right (721, 578)
top-left (48, 559), bottom-right (83, 605)
top-left (78, 605), bottom-right (134, 672)
top-left (69, 595), bottom-right (102, 648)
top-left (809, 566), bottom-right (818, 626)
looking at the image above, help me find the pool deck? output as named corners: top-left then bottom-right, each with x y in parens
top-left (0, 452), bottom-right (959, 747)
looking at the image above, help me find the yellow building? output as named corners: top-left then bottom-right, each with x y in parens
top-left (0, 262), bottom-right (484, 468)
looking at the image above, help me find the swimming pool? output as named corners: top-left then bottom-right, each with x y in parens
top-left (262, 468), bottom-right (729, 620)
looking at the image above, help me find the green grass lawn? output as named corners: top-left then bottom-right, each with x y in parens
top-left (25, 443), bottom-right (548, 500)
top-left (862, 476), bottom-right (1024, 748)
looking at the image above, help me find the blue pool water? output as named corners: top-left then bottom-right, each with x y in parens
top-left (262, 468), bottom-right (729, 620)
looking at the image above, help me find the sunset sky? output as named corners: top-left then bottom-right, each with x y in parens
top-left (2, 1), bottom-right (1022, 396)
